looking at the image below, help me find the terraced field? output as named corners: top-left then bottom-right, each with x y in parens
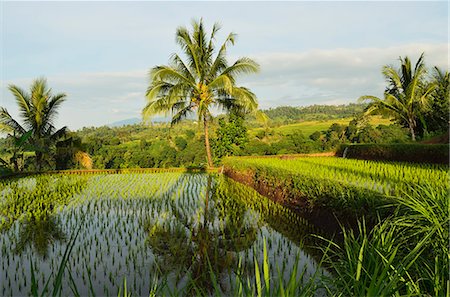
top-left (0, 173), bottom-right (325, 296)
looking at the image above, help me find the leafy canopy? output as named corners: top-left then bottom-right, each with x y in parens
top-left (143, 19), bottom-right (260, 125)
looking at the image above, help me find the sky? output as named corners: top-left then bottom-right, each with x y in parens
top-left (0, 1), bottom-right (448, 130)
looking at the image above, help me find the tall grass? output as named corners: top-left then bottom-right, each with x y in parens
top-left (320, 184), bottom-right (449, 296)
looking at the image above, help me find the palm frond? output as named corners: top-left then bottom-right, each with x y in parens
top-left (50, 126), bottom-right (67, 141)
top-left (171, 103), bottom-right (195, 126)
top-left (151, 66), bottom-right (195, 86)
top-left (221, 58), bottom-right (260, 78)
top-left (209, 32), bottom-right (236, 78)
top-left (230, 86), bottom-right (258, 112)
top-left (142, 96), bottom-right (173, 120)
top-left (146, 81), bottom-right (175, 101)
top-left (170, 53), bottom-right (196, 82)
top-left (8, 84), bottom-right (32, 120)
top-left (176, 26), bottom-right (201, 77)
top-left (0, 107), bottom-right (26, 134)
top-left (208, 74), bottom-right (233, 94)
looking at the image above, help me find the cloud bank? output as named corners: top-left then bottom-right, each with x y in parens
top-left (1, 43), bottom-right (447, 129)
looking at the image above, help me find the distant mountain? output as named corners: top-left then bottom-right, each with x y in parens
top-left (108, 118), bottom-right (141, 127)
top-left (108, 116), bottom-right (172, 127)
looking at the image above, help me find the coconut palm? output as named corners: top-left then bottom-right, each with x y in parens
top-left (359, 53), bottom-right (436, 141)
top-left (143, 19), bottom-right (259, 167)
top-left (419, 67), bottom-right (450, 135)
top-left (0, 78), bottom-right (67, 170)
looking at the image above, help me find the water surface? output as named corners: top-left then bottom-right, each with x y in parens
top-left (0, 173), bottom-right (326, 296)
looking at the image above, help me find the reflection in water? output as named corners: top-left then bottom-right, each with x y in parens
top-left (1, 173), bottom-right (326, 296)
top-left (145, 175), bottom-right (258, 294)
top-left (0, 176), bottom-right (86, 258)
top-left (14, 213), bottom-right (66, 258)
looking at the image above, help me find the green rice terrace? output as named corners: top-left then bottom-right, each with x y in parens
top-left (1, 173), bottom-right (327, 296)
top-left (1, 156), bottom-right (448, 296)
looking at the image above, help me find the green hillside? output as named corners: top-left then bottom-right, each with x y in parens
top-left (250, 116), bottom-right (392, 137)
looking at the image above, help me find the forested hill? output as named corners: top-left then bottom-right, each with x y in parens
top-left (262, 103), bottom-right (367, 121)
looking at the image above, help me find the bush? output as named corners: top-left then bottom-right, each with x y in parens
top-left (337, 143), bottom-right (449, 164)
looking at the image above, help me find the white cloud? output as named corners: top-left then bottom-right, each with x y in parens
top-left (1, 43), bottom-right (447, 129)
top-left (0, 70), bottom-right (149, 129)
top-left (239, 43), bottom-right (448, 108)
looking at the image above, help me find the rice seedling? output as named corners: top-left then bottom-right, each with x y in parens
top-left (1, 172), bottom-right (323, 296)
top-left (2, 155), bottom-right (445, 296)
top-left (223, 156), bottom-right (449, 296)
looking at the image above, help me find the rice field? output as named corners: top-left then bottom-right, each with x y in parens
top-left (0, 173), bottom-right (326, 296)
top-left (222, 156), bottom-right (448, 214)
top-left (223, 156), bottom-right (449, 295)
top-left (1, 157), bottom-right (448, 296)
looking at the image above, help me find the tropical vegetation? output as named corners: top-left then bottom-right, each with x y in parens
top-left (143, 19), bottom-right (259, 168)
top-left (360, 53), bottom-right (448, 141)
top-left (0, 78), bottom-right (68, 171)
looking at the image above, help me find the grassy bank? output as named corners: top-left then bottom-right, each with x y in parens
top-left (222, 156), bottom-right (449, 295)
top-left (222, 156), bottom-right (447, 218)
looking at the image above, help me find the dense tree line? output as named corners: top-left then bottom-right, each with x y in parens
top-left (263, 103), bottom-right (367, 122)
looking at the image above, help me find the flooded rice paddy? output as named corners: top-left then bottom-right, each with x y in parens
top-left (0, 173), bottom-right (326, 295)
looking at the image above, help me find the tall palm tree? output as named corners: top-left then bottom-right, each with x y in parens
top-left (143, 19), bottom-right (260, 167)
top-left (359, 53), bottom-right (436, 141)
top-left (0, 78), bottom-right (67, 170)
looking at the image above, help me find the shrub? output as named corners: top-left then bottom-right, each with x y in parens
top-left (337, 144), bottom-right (449, 164)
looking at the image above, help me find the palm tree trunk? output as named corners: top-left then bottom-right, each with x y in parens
top-left (203, 116), bottom-right (213, 168)
top-left (408, 118), bottom-right (416, 141)
top-left (409, 126), bottom-right (416, 141)
top-left (36, 151), bottom-right (43, 171)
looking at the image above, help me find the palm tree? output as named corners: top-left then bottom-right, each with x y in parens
top-left (359, 53), bottom-right (436, 141)
top-left (143, 19), bottom-right (259, 168)
top-left (0, 78), bottom-right (67, 170)
top-left (422, 67), bottom-right (450, 135)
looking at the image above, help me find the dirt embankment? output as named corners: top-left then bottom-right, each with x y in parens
top-left (223, 167), bottom-right (358, 237)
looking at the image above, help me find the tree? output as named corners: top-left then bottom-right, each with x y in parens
top-left (418, 67), bottom-right (449, 136)
top-left (359, 53), bottom-right (436, 141)
top-left (0, 78), bottom-right (68, 170)
top-left (213, 112), bottom-right (248, 159)
top-left (143, 19), bottom-right (259, 168)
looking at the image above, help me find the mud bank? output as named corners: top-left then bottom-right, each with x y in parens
top-left (223, 167), bottom-right (360, 237)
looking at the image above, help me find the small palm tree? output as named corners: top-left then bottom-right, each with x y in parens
top-left (143, 19), bottom-right (259, 167)
top-left (359, 53), bottom-right (436, 141)
top-left (0, 78), bottom-right (67, 170)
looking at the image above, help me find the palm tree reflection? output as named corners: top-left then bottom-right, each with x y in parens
top-left (145, 175), bottom-right (258, 294)
top-left (14, 212), bottom-right (65, 258)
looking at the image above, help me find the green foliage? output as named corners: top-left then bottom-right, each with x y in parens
top-left (418, 67), bottom-right (450, 137)
top-left (337, 143), bottom-right (449, 164)
top-left (225, 157), bottom-right (448, 296)
top-left (262, 103), bottom-right (367, 124)
top-left (360, 54), bottom-right (438, 141)
top-left (143, 19), bottom-right (259, 167)
top-left (213, 113), bottom-right (248, 159)
top-left (174, 136), bottom-right (187, 151)
top-left (322, 183), bottom-right (449, 296)
top-left (0, 78), bottom-right (68, 171)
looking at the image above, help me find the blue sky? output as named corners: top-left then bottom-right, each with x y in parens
top-left (1, 1), bottom-right (448, 129)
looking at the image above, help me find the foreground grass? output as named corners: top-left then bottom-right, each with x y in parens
top-left (31, 182), bottom-right (448, 297)
top-left (2, 163), bottom-right (448, 296)
top-left (224, 157), bottom-right (449, 296)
